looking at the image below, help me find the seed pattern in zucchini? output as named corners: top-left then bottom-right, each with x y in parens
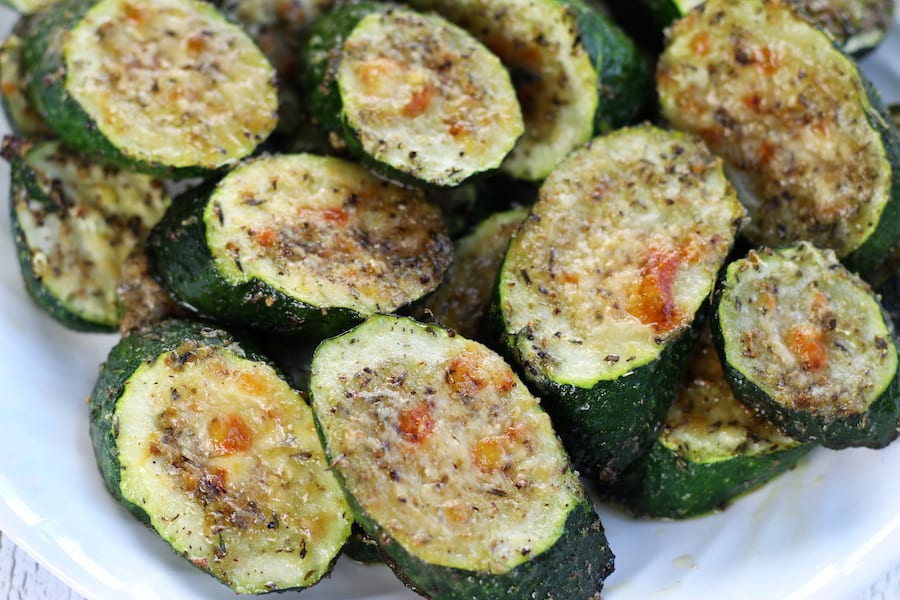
top-left (21, 0), bottom-right (278, 176)
top-left (415, 206), bottom-right (529, 339)
top-left (494, 125), bottom-right (745, 478)
top-left (609, 326), bottom-right (813, 519)
top-left (406, 0), bottom-right (651, 181)
top-left (304, 2), bottom-right (524, 187)
top-left (147, 153), bottom-right (452, 336)
top-left (309, 315), bottom-right (614, 599)
top-left (89, 319), bottom-right (352, 594)
top-left (657, 0), bottom-right (900, 275)
top-left (0, 31), bottom-right (52, 138)
top-left (713, 243), bottom-right (900, 449)
top-left (3, 137), bottom-right (170, 332)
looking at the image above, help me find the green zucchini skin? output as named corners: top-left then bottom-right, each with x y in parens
top-left (20, 0), bottom-right (277, 178)
top-left (712, 244), bottom-right (900, 449)
top-left (146, 180), bottom-right (360, 338)
top-left (342, 523), bottom-right (383, 564)
top-left (4, 136), bottom-right (169, 332)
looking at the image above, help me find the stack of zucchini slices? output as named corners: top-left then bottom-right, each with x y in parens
top-left (4, 0), bottom-right (900, 596)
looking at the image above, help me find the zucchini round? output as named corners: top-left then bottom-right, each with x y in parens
top-left (493, 124), bottom-right (745, 479)
top-left (406, 0), bottom-right (651, 181)
top-left (146, 153), bottom-right (452, 337)
top-left (608, 326), bottom-right (814, 519)
top-left (89, 319), bottom-right (352, 594)
top-left (304, 2), bottom-right (524, 188)
top-left (415, 206), bottom-right (529, 339)
top-left (3, 137), bottom-right (170, 332)
top-left (309, 314), bottom-right (614, 599)
top-left (657, 0), bottom-right (900, 275)
top-left (0, 30), bottom-right (52, 138)
top-left (713, 243), bottom-right (900, 449)
top-left (21, 0), bottom-right (278, 176)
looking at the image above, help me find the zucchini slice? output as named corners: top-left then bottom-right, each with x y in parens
top-left (657, 0), bottom-right (900, 275)
top-left (0, 0), bottom-right (57, 13)
top-left (493, 125), bottom-right (745, 479)
top-left (0, 31), bottom-right (52, 138)
top-left (89, 319), bottom-right (352, 594)
top-left (309, 315), bottom-right (614, 599)
top-left (713, 243), bottom-right (900, 449)
top-left (406, 0), bottom-right (651, 181)
top-left (21, 0), bottom-right (278, 176)
top-left (608, 326), bottom-right (813, 519)
top-left (116, 248), bottom-right (184, 335)
top-left (415, 206), bottom-right (529, 339)
top-left (147, 153), bottom-right (452, 337)
top-left (305, 2), bottom-right (524, 188)
top-left (3, 137), bottom-right (170, 332)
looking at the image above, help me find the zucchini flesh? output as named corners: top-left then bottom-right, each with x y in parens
top-left (657, 0), bottom-right (900, 274)
top-left (495, 124), bottom-right (744, 477)
top-left (713, 243), bottom-right (900, 449)
top-left (4, 137), bottom-right (169, 331)
top-left (147, 153), bottom-right (452, 336)
top-left (89, 320), bottom-right (352, 594)
top-left (0, 32), bottom-right (51, 138)
top-left (416, 206), bottom-right (528, 339)
top-left (609, 326), bottom-right (813, 518)
top-left (310, 315), bottom-right (613, 599)
top-left (306, 3), bottom-right (523, 187)
top-left (22, 0), bottom-right (277, 176)
top-left (0, 0), bottom-right (57, 13)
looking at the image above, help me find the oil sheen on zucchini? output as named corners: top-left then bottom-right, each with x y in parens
top-left (641, 0), bottom-right (894, 55)
top-left (494, 125), bottom-right (745, 479)
top-left (309, 315), bottom-right (614, 599)
top-left (713, 243), bottom-right (900, 449)
top-left (304, 2), bottom-right (523, 188)
top-left (609, 326), bottom-right (813, 519)
top-left (4, 137), bottom-right (169, 332)
top-left (657, 0), bottom-right (900, 275)
top-left (89, 319), bottom-right (352, 594)
top-left (147, 153), bottom-right (452, 337)
top-left (415, 206), bottom-right (529, 339)
top-left (406, 0), bottom-right (651, 181)
top-left (21, 0), bottom-right (277, 176)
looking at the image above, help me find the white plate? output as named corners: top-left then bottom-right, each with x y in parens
top-left (1, 6), bottom-right (900, 600)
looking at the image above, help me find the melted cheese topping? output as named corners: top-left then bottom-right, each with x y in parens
top-left (65, 0), bottom-right (277, 169)
top-left (419, 206), bottom-right (528, 338)
top-left (661, 327), bottom-right (801, 463)
top-left (311, 315), bottom-right (582, 573)
top-left (205, 154), bottom-right (451, 313)
top-left (719, 243), bottom-right (897, 417)
top-left (14, 141), bottom-right (169, 326)
top-left (407, 0), bottom-right (598, 181)
top-left (116, 342), bottom-right (351, 594)
top-left (658, 0), bottom-right (891, 258)
top-left (337, 8), bottom-right (523, 186)
top-left (500, 126), bottom-right (745, 386)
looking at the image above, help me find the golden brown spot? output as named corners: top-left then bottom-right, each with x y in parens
top-left (690, 31), bottom-right (710, 56)
top-left (403, 83), bottom-right (433, 118)
top-left (398, 401), bottom-right (435, 444)
top-left (787, 323), bottom-right (827, 371)
top-left (209, 414), bottom-right (253, 455)
top-left (472, 436), bottom-right (510, 472)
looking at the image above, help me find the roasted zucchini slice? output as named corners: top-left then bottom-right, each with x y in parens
top-left (20, 0), bottom-right (278, 176)
top-left (415, 206), bottom-right (529, 339)
top-left (89, 319), bottom-right (352, 594)
top-left (406, 0), bottom-right (651, 181)
top-left (608, 326), bottom-right (814, 519)
top-left (0, 30), bottom-right (52, 138)
top-left (657, 0), bottom-right (900, 275)
top-left (0, 0), bottom-right (57, 13)
top-left (638, 0), bottom-right (894, 55)
top-left (309, 314), bottom-right (614, 599)
top-left (493, 125), bottom-right (745, 479)
top-left (304, 2), bottom-right (523, 188)
top-left (147, 153), bottom-right (452, 336)
top-left (3, 137), bottom-right (170, 332)
top-left (713, 243), bottom-right (900, 449)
